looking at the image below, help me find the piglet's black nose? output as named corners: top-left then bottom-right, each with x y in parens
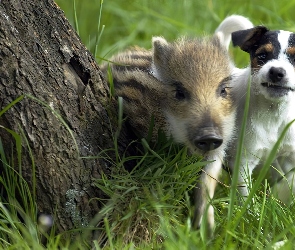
top-left (269, 67), bottom-right (286, 83)
top-left (194, 135), bottom-right (223, 151)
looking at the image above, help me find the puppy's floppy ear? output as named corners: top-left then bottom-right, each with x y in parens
top-left (232, 26), bottom-right (269, 52)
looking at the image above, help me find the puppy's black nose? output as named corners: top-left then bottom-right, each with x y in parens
top-left (194, 135), bottom-right (223, 151)
top-left (269, 67), bottom-right (286, 82)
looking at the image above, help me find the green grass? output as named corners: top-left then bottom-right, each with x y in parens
top-left (1, 0), bottom-right (295, 249)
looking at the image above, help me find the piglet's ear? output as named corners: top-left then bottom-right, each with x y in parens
top-left (152, 37), bottom-right (169, 52)
top-left (152, 36), bottom-right (171, 66)
top-left (232, 26), bottom-right (269, 53)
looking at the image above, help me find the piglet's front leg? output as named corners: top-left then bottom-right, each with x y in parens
top-left (235, 157), bottom-right (259, 200)
top-left (192, 158), bottom-right (222, 237)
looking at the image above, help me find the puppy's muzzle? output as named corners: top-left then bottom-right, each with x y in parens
top-left (261, 66), bottom-right (294, 94)
top-left (194, 128), bottom-right (223, 151)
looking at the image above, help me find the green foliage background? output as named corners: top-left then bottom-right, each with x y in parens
top-left (55, 0), bottom-right (295, 67)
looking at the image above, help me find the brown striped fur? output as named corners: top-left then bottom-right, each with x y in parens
top-left (101, 35), bottom-right (236, 236)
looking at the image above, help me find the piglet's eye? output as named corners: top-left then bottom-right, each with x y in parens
top-left (219, 86), bottom-right (232, 98)
top-left (172, 81), bottom-right (188, 100)
top-left (175, 87), bottom-right (186, 100)
top-left (220, 87), bottom-right (227, 97)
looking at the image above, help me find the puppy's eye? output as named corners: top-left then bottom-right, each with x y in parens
top-left (288, 54), bottom-right (295, 64)
top-left (257, 53), bottom-right (267, 60)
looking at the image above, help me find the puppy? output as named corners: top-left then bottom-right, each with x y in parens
top-left (219, 15), bottom-right (295, 204)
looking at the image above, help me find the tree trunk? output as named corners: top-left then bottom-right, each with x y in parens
top-left (0, 0), bottom-right (117, 232)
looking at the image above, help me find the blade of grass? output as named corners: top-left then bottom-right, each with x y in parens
top-left (226, 76), bottom-right (251, 241)
top-left (0, 126), bottom-right (22, 173)
top-left (94, 0), bottom-right (105, 58)
top-left (255, 179), bottom-right (267, 245)
top-left (18, 126), bottom-right (37, 203)
top-left (0, 95), bottom-right (24, 117)
top-left (73, 0), bottom-right (79, 35)
top-left (113, 96), bottom-right (124, 164)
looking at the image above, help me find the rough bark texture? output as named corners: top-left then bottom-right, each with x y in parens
top-left (0, 0), bottom-right (117, 232)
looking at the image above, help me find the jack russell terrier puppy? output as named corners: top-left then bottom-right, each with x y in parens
top-left (217, 15), bottom-right (295, 204)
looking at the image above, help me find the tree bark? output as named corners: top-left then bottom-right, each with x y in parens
top-left (0, 0), bottom-right (116, 232)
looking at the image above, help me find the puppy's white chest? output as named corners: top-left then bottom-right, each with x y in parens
top-left (247, 109), bottom-right (295, 158)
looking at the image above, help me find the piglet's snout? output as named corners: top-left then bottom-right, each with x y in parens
top-left (194, 127), bottom-right (223, 151)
